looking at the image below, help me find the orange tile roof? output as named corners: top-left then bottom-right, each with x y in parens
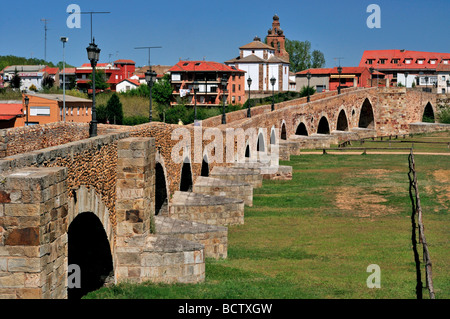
top-left (169, 61), bottom-right (245, 73)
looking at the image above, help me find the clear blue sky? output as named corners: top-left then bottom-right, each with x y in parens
top-left (1, 0), bottom-right (449, 69)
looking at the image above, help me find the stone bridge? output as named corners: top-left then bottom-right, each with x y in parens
top-left (0, 87), bottom-right (448, 299)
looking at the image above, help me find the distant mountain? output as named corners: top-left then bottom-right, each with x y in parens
top-left (0, 55), bottom-right (74, 71)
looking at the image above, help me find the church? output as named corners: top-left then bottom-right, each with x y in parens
top-left (225, 14), bottom-right (291, 96)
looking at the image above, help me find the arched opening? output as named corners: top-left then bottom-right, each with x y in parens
top-left (245, 144), bottom-right (250, 158)
top-left (201, 155), bottom-right (209, 177)
top-left (358, 99), bottom-right (375, 129)
top-left (180, 160), bottom-right (193, 192)
top-left (270, 129), bottom-right (276, 145)
top-left (295, 122), bottom-right (308, 136)
top-left (336, 110), bottom-right (349, 131)
top-left (257, 133), bottom-right (265, 152)
top-left (68, 212), bottom-right (113, 299)
top-left (155, 162), bottom-right (168, 215)
top-left (280, 123), bottom-right (287, 140)
top-left (422, 103), bottom-right (435, 123)
top-left (317, 116), bottom-right (330, 134)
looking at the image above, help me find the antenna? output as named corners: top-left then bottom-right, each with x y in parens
top-left (135, 46), bottom-right (162, 69)
top-left (333, 57), bottom-right (344, 67)
top-left (71, 11), bottom-right (111, 42)
top-left (41, 18), bottom-right (50, 61)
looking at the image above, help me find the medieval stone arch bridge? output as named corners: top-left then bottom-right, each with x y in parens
top-left (0, 87), bottom-right (447, 299)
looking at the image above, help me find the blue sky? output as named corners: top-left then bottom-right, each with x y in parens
top-left (1, 0), bottom-right (449, 69)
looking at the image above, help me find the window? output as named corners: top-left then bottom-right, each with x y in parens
top-left (442, 76), bottom-right (446, 81)
top-left (29, 107), bottom-right (50, 116)
top-left (77, 106), bottom-right (80, 115)
top-left (238, 96), bottom-right (241, 101)
top-left (171, 73), bottom-right (181, 81)
top-left (430, 60), bottom-right (436, 65)
top-left (443, 60), bottom-right (449, 65)
top-left (366, 59), bottom-right (374, 65)
top-left (238, 84), bottom-right (241, 91)
top-left (71, 107), bottom-right (73, 115)
top-left (232, 84), bottom-right (235, 93)
top-left (379, 59), bottom-right (386, 64)
top-left (392, 59), bottom-right (400, 64)
top-left (417, 59), bottom-right (424, 64)
top-left (232, 96), bottom-right (235, 103)
top-left (405, 59), bottom-right (412, 64)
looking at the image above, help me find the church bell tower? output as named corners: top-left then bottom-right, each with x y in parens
top-left (266, 14), bottom-right (289, 62)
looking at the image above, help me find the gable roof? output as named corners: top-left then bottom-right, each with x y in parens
top-left (118, 78), bottom-right (141, 86)
top-left (239, 40), bottom-right (275, 51)
top-left (359, 50), bottom-right (450, 70)
top-left (169, 61), bottom-right (245, 73)
top-left (0, 103), bottom-right (23, 120)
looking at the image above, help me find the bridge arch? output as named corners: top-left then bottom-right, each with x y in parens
top-left (280, 121), bottom-right (287, 140)
top-left (270, 126), bottom-right (277, 145)
top-left (336, 109), bottom-right (349, 131)
top-left (317, 116), bottom-right (330, 134)
top-left (358, 98), bottom-right (375, 129)
top-left (180, 157), bottom-right (193, 192)
top-left (67, 186), bottom-right (115, 299)
top-left (422, 102), bottom-right (435, 123)
top-left (155, 152), bottom-right (170, 215)
top-left (295, 122), bottom-right (308, 136)
top-left (201, 154), bottom-right (209, 177)
top-left (257, 130), bottom-right (266, 152)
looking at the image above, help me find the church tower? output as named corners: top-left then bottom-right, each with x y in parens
top-left (266, 14), bottom-right (289, 62)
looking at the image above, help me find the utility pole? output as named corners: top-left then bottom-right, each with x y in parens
top-left (41, 18), bottom-right (50, 61)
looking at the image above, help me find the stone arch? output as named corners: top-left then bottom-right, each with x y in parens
top-left (201, 154), bottom-right (209, 177)
top-left (336, 109), bottom-right (349, 131)
top-left (180, 157), bottom-right (193, 192)
top-left (155, 152), bottom-right (170, 215)
top-left (422, 102), bottom-right (435, 123)
top-left (280, 121), bottom-right (287, 140)
top-left (67, 211), bottom-right (114, 299)
top-left (257, 131), bottom-right (265, 152)
top-left (270, 126), bottom-right (276, 145)
top-left (245, 143), bottom-right (251, 158)
top-left (358, 98), bottom-right (375, 129)
top-left (295, 122), bottom-right (308, 136)
top-left (317, 116), bottom-right (330, 134)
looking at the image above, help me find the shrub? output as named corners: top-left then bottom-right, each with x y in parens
top-left (437, 105), bottom-right (450, 124)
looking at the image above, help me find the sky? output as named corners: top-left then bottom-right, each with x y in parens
top-left (1, 0), bottom-right (449, 69)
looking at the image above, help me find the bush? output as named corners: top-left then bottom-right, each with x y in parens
top-left (123, 115), bottom-right (149, 126)
top-left (165, 104), bottom-right (189, 124)
top-left (438, 105), bottom-right (450, 124)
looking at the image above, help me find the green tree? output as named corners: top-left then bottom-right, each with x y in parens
top-left (42, 75), bottom-right (55, 89)
top-left (105, 93), bottom-right (123, 124)
top-left (311, 50), bottom-right (326, 69)
top-left (88, 69), bottom-right (110, 91)
top-left (285, 39), bottom-right (326, 73)
top-left (10, 68), bottom-right (22, 89)
top-left (152, 74), bottom-right (173, 106)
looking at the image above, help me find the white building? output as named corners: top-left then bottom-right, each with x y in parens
top-left (1, 65), bottom-right (46, 91)
top-left (225, 15), bottom-right (290, 95)
top-left (116, 78), bottom-right (141, 93)
top-left (436, 63), bottom-right (450, 94)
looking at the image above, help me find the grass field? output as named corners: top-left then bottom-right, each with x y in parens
top-left (86, 133), bottom-right (449, 299)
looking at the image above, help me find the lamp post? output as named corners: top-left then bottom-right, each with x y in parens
top-left (247, 77), bottom-right (252, 118)
top-left (306, 71), bottom-right (311, 102)
top-left (424, 75), bottom-right (429, 93)
top-left (369, 67), bottom-right (374, 87)
top-left (145, 69), bottom-right (157, 122)
top-left (337, 66), bottom-right (342, 94)
top-left (404, 71), bottom-right (409, 88)
top-left (86, 38), bottom-right (101, 137)
top-left (24, 95), bottom-right (29, 126)
top-left (447, 79), bottom-right (449, 93)
top-left (221, 74), bottom-right (228, 124)
top-left (270, 76), bottom-right (276, 111)
top-left (60, 37), bottom-right (68, 122)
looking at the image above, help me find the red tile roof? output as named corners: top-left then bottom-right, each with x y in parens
top-left (119, 78), bottom-right (141, 86)
top-left (41, 66), bottom-right (59, 74)
top-left (61, 68), bottom-right (76, 74)
top-left (296, 67), bottom-right (380, 75)
top-left (0, 103), bottom-right (23, 120)
top-left (169, 61), bottom-right (245, 73)
top-left (114, 59), bottom-right (136, 65)
top-left (359, 50), bottom-right (450, 70)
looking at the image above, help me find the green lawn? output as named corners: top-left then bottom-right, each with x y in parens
top-left (86, 135), bottom-right (449, 299)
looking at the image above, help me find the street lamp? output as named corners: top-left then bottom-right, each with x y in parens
top-left (424, 75), bottom-right (429, 93)
top-left (404, 71), bottom-right (409, 88)
top-left (221, 74), bottom-right (228, 124)
top-left (24, 95), bottom-right (29, 126)
top-left (306, 71), bottom-right (311, 102)
top-left (337, 66), bottom-right (342, 94)
top-left (86, 38), bottom-right (101, 137)
top-left (247, 77), bottom-right (252, 118)
top-left (60, 37), bottom-right (68, 122)
top-left (270, 76), bottom-right (276, 111)
top-left (145, 69), bottom-right (157, 122)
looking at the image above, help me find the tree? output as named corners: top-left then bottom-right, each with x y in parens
top-left (88, 69), bottom-right (109, 91)
top-left (311, 50), bottom-right (326, 69)
top-left (42, 75), bottom-right (55, 89)
top-left (105, 93), bottom-right (123, 124)
top-left (10, 68), bottom-right (21, 89)
top-left (152, 74), bottom-right (172, 106)
top-left (285, 39), bottom-right (326, 73)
